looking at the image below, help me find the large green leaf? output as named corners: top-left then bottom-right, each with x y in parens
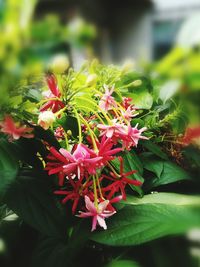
top-left (131, 91), bottom-right (153, 109)
top-left (91, 193), bottom-right (200, 246)
top-left (0, 139), bottom-right (19, 197)
top-left (3, 171), bottom-right (68, 238)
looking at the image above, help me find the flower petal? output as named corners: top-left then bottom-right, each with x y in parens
top-left (97, 215), bottom-right (107, 230)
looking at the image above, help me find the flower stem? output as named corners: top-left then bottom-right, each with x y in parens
top-left (73, 108), bottom-right (82, 143)
top-left (93, 175), bottom-right (98, 208)
top-left (96, 174), bottom-right (104, 200)
top-left (55, 106), bottom-right (67, 117)
top-left (107, 162), bottom-right (120, 178)
top-left (79, 114), bottom-right (98, 152)
top-left (37, 97), bottom-right (60, 106)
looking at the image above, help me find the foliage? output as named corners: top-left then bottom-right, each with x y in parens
top-left (0, 56), bottom-right (199, 267)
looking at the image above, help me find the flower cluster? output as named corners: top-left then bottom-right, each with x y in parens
top-left (43, 81), bottom-right (146, 231)
top-left (0, 73), bottom-right (147, 231)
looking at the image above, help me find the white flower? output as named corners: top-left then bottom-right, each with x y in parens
top-left (38, 111), bottom-right (56, 130)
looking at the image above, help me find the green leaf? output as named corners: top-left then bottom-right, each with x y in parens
top-left (58, 115), bottom-right (79, 138)
top-left (105, 259), bottom-right (140, 267)
top-left (141, 140), bottom-right (168, 160)
top-left (31, 221), bottom-right (91, 267)
top-left (91, 193), bottom-right (200, 246)
top-left (14, 138), bottom-right (45, 169)
top-left (141, 154), bottom-right (191, 188)
top-left (159, 80), bottom-right (181, 103)
top-left (131, 91), bottom-right (153, 109)
top-left (3, 171), bottom-right (68, 238)
top-left (0, 139), bottom-right (19, 198)
top-left (34, 126), bottom-right (60, 150)
top-left (31, 237), bottom-right (70, 267)
top-left (73, 95), bottom-right (97, 113)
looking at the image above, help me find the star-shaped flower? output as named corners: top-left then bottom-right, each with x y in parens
top-left (0, 115), bottom-right (34, 141)
top-left (78, 196), bottom-right (116, 231)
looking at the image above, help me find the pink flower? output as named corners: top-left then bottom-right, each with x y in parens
top-left (40, 75), bottom-right (65, 113)
top-left (121, 106), bottom-right (138, 121)
top-left (122, 124), bottom-right (148, 149)
top-left (0, 115), bottom-right (34, 140)
top-left (78, 196), bottom-right (116, 231)
top-left (46, 144), bottom-right (102, 180)
top-left (97, 120), bottom-right (126, 139)
top-left (99, 85), bottom-right (117, 111)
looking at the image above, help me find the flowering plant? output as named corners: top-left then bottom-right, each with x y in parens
top-left (0, 60), bottom-right (200, 266)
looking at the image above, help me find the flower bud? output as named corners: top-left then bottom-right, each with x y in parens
top-left (121, 59), bottom-right (135, 73)
top-left (67, 130), bottom-right (72, 136)
top-left (131, 79), bottom-right (142, 87)
top-left (86, 74), bottom-right (97, 86)
top-left (49, 54), bottom-right (69, 74)
top-left (38, 111), bottom-right (56, 130)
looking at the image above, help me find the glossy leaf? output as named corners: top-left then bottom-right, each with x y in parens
top-left (141, 153), bottom-right (190, 188)
top-left (141, 140), bottom-right (168, 160)
top-left (91, 193), bottom-right (200, 246)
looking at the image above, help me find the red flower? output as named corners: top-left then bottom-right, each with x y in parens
top-left (54, 126), bottom-right (65, 140)
top-left (121, 97), bottom-right (134, 110)
top-left (96, 135), bottom-right (122, 165)
top-left (97, 120), bottom-right (126, 139)
top-left (0, 115), bottom-right (34, 141)
top-left (54, 178), bottom-right (93, 214)
top-left (40, 75), bottom-right (65, 113)
top-left (102, 157), bottom-right (142, 200)
top-left (180, 126), bottom-right (200, 146)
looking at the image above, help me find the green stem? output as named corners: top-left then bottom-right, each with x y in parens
top-left (73, 108), bottom-right (82, 143)
top-left (55, 106), bottom-right (67, 117)
top-left (76, 105), bottom-right (105, 124)
top-left (107, 162), bottom-right (120, 178)
top-left (93, 175), bottom-right (98, 209)
top-left (96, 174), bottom-right (104, 200)
top-left (79, 114), bottom-right (98, 152)
top-left (37, 97), bottom-right (59, 106)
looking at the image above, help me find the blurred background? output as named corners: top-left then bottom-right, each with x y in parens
top-left (1, 0), bottom-right (200, 70)
top-left (0, 0), bottom-right (200, 266)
